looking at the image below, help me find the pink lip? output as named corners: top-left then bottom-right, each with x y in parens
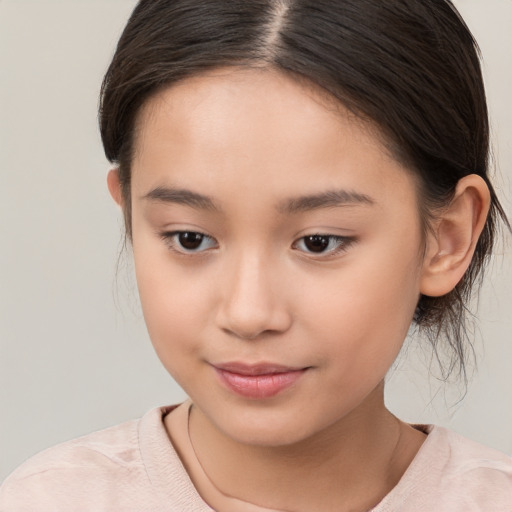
top-left (213, 362), bottom-right (308, 399)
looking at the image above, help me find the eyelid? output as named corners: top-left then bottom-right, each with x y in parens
top-left (159, 230), bottom-right (218, 255)
top-left (292, 234), bottom-right (356, 258)
top-left (158, 229), bottom-right (355, 258)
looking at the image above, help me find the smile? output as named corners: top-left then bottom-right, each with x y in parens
top-left (212, 362), bottom-right (309, 399)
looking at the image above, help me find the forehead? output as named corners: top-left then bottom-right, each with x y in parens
top-left (135, 67), bottom-right (385, 157)
top-left (131, 67), bottom-right (417, 208)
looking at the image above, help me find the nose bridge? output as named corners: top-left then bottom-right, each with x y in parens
top-left (218, 246), bottom-right (290, 339)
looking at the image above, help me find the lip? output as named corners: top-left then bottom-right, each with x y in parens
top-left (212, 362), bottom-right (309, 399)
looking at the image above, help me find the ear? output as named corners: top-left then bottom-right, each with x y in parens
top-left (107, 168), bottom-right (123, 206)
top-left (420, 174), bottom-right (491, 297)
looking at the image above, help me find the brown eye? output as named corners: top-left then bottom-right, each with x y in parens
top-left (178, 232), bottom-right (205, 250)
top-left (161, 231), bottom-right (217, 254)
top-left (303, 235), bottom-right (330, 253)
top-left (294, 234), bottom-right (354, 256)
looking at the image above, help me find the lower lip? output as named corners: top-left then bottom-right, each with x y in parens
top-left (215, 368), bottom-right (307, 399)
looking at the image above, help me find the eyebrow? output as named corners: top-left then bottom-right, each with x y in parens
top-left (142, 186), bottom-right (375, 213)
top-left (278, 189), bottom-right (375, 213)
top-left (143, 187), bottom-right (220, 211)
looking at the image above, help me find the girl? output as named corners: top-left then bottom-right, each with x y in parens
top-left (1, 0), bottom-right (511, 510)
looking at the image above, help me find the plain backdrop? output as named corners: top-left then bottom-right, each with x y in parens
top-left (0, 0), bottom-right (511, 482)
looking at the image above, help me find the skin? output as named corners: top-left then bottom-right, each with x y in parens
top-left (108, 67), bottom-right (490, 511)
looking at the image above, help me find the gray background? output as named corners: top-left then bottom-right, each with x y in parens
top-left (1, 0), bottom-right (511, 482)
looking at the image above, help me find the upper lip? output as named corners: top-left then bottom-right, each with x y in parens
top-left (213, 362), bottom-right (307, 376)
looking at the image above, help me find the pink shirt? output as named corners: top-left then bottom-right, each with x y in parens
top-left (1, 405), bottom-right (511, 511)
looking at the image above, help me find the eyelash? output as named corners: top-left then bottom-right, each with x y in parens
top-left (159, 231), bottom-right (355, 257)
top-left (160, 231), bottom-right (218, 254)
top-left (292, 234), bottom-right (355, 257)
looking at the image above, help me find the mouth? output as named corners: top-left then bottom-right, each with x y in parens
top-left (212, 362), bottom-right (309, 399)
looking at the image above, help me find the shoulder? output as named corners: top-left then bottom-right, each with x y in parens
top-left (0, 407), bottom-right (176, 512)
top-left (4, 416), bottom-right (142, 480)
top-left (439, 426), bottom-right (512, 466)
top-left (377, 425), bottom-right (512, 512)
top-left (437, 426), bottom-right (512, 492)
top-left (434, 427), bottom-right (512, 510)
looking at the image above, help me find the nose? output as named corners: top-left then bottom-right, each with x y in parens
top-left (216, 252), bottom-right (292, 340)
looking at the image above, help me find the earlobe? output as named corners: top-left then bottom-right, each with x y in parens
top-left (420, 174), bottom-right (491, 297)
top-left (107, 168), bottom-right (123, 206)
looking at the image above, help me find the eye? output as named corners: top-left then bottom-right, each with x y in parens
top-left (161, 231), bottom-right (217, 254)
top-left (294, 234), bottom-right (354, 256)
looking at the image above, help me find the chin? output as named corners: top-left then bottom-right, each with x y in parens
top-left (227, 423), bottom-right (313, 448)
top-left (211, 405), bottom-right (331, 448)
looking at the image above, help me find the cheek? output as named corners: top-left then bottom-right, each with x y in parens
top-left (132, 242), bottom-right (212, 368)
top-left (303, 241), bottom-right (422, 381)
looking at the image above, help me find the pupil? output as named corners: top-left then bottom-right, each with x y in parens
top-left (179, 232), bottom-right (203, 250)
top-left (305, 235), bottom-right (329, 252)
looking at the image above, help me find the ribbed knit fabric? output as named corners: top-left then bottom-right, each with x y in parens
top-left (1, 405), bottom-right (511, 511)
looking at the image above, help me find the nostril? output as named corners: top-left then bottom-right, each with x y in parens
top-left (221, 318), bottom-right (276, 341)
top-left (218, 302), bottom-right (292, 341)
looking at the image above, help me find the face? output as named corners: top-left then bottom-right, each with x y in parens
top-left (127, 68), bottom-right (426, 447)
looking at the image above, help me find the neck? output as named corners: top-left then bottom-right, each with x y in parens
top-left (188, 383), bottom-right (425, 512)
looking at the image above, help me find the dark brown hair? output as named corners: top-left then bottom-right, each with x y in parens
top-left (99, 0), bottom-right (509, 380)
